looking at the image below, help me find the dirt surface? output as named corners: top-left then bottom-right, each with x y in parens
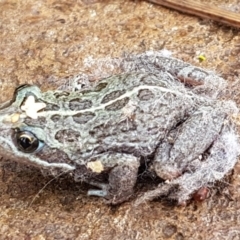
top-left (1, 0), bottom-right (240, 239)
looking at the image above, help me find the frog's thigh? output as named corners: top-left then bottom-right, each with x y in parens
top-left (87, 153), bottom-right (140, 204)
top-left (153, 106), bottom-right (226, 180)
top-left (137, 125), bottom-right (239, 204)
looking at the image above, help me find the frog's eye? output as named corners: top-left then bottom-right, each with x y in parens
top-left (14, 130), bottom-right (43, 153)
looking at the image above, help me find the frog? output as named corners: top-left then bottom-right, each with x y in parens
top-left (0, 51), bottom-right (239, 205)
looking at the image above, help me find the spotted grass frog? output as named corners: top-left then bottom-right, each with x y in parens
top-left (0, 52), bottom-right (239, 204)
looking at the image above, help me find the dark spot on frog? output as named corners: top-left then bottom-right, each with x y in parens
top-left (35, 146), bottom-right (72, 164)
top-left (42, 102), bottom-right (60, 111)
top-left (89, 119), bottom-right (137, 140)
top-left (137, 89), bottom-right (154, 100)
top-left (105, 97), bottom-right (129, 111)
top-left (69, 98), bottom-right (92, 110)
top-left (54, 91), bottom-right (70, 98)
top-left (51, 114), bottom-right (61, 122)
top-left (101, 90), bottom-right (126, 103)
top-left (73, 111), bottom-right (96, 124)
top-left (94, 82), bottom-right (108, 91)
top-left (55, 129), bottom-right (81, 143)
top-left (89, 124), bottom-right (107, 138)
top-left (24, 117), bottom-right (46, 127)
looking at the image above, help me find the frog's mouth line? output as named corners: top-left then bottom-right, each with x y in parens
top-left (0, 99), bottom-right (13, 110)
top-left (0, 136), bottom-right (75, 172)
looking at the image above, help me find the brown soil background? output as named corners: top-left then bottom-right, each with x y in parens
top-left (1, 0), bottom-right (240, 239)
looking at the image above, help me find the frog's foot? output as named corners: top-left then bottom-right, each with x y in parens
top-left (169, 127), bottom-right (238, 204)
top-left (88, 164), bottom-right (139, 205)
top-left (87, 181), bottom-right (109, 198)
top-left (136, 126), bottom-right (239, 205)
top-left (134, 182), bottom-right (174, 206)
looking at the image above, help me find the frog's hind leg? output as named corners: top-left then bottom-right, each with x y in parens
top-left (153, 105), bottom-right (228, 182)
top-left (136, 125), bottom-right (239, 205)
top-left (86, 153), bottom-right (140, 204)
top-left (170, 126), bottom-right (239, 204)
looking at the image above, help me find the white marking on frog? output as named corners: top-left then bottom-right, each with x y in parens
top-left (21, 95), bottom-right (46, 119)
top-left (87, 160), bottom-right (104, 173)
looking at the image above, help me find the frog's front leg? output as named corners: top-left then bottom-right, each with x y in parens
top-left (83, 153), bottom-right (140, 204)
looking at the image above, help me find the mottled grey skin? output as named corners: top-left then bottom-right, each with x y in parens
top-left (0, 52), bottom-right (239, 204)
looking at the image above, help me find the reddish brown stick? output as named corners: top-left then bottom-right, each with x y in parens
top-left (147, 0), bottom-right (240, 29)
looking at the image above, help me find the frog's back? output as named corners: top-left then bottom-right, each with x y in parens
top-left (41, 72), bottom-right (197, 159)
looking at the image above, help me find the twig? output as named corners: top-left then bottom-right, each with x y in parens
top-left (147, 0), bottom-right (240, 29)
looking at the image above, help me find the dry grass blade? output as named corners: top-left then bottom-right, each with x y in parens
top-left (148, 0), bottom-right (240, 29)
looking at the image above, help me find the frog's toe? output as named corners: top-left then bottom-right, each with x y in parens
top-left (87, 181), bottom-right (132, 204)
top-left (87, 181), bottom-right (108, 197)
top-left (88, 189), bottom-right (108, 197)
top-left (134, 183), bottom-right (174, 206)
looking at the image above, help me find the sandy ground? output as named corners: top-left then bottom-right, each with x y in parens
top-left (1, 0), bottom-right (240, 239)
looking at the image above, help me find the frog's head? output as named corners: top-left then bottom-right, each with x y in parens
top-left (0, 85), bottom-right (75, 173)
